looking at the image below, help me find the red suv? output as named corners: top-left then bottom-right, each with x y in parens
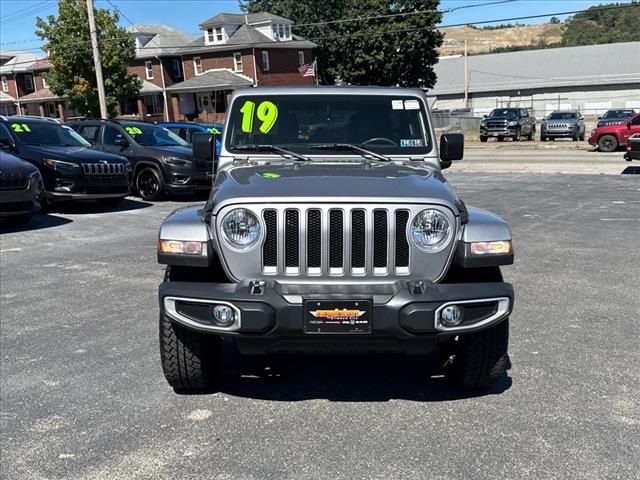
top-left (589, 113), bottom-right (640, 152)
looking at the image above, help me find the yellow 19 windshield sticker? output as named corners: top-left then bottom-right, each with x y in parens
top-left (11, 123), bottom-right (31, 133)
top-left (125, 126), bottom-right (143, 135)
top-left (240, 100), bottom-right (278, 134)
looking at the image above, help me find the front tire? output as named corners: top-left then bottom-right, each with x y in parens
top-left (135, 166), bottom-right (165, 201)
top-left (159, 313), bottom-right (221, 392)
top-left (444, 319), bottom-right (509, 390)
top-left (480, 136), bottom-right (488, 143)
top-left (598, 135), bottom-right (618, 153)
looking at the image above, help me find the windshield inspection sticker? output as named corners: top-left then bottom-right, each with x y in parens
top-left (259, 172), bottom-right (281, 179)
top-left (391, 100), bottom-right (404, 110)
top-left (400, 139), bottom-right (423, 147)
top-left (404, 100), bottom-right (420, 110)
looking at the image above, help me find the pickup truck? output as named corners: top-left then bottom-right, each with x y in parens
top-left (589, 113), bottom-right (640, 152)
top-left (480, 108), bottom-right (536, 142)
top-left (156, 86), bottom-right (515, 393)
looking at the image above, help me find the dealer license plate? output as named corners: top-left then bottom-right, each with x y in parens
top-left (304, 300), bottom-right (372, 334)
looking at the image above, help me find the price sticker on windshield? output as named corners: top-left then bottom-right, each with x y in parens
top-left (126, 126), bottom-right (143, 135)
top-left (11, 123), bottom-right (31, 133)
top-left (207, 127), bottom-right (221, 134)
top-left (239, 100), bottom-right (278, 134)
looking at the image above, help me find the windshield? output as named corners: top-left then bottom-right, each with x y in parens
top-left (548, 112), bottom-right (577, 120)
top-left (488, 109), bottom-right (520, 119)
top-left (123, 123), bottom-right (188, 147)
top-left (9, 122), bottom-right (91, 147)
top-left (226, 94), bottom-right (431, 156)
top-left (603, 110), bottom-right (635, 119)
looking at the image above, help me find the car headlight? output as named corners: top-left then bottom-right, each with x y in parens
top-left (507, 121), bottom-right (518, 127)
top-left (161, 156), bottom-right (192, 167)
top-left (221, 208), bottom-right (261, 248)
top-left (27, 170), bottom-right (43, 189)
top-left (480, 121), bottom-right (486, 126)
top-left (410, 209), bottom-right (452, 252)
top-left (43, 158), bottom-right (81, 172)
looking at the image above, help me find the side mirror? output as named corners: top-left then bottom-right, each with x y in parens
top-left (627, 121), bottom-right (632, 129)
top-left (483, 115), bottom-right (488, 119)
top-left (115, 137), bottom-right (129, 147)
top-left (439, 133), bottom-right (464, 169)
top-left (597, 116), bottom-right (602, 120)
top-left (192, 132), bottom-right (217, 173)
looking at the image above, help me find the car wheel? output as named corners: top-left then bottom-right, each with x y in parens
top-left (579, 133), bottom-right (585, 141)
top-left (528, 128), bottom-right (535, 141)
top-left (513, 128), bottom-right (521, 142)
top-left (597, 135), bottom-right (618, 153)
top-left (573, 133), bottom-right (580, 141)
top-left (480, 136), bottom-right (488, 143)
top-left (444, 319), bottom-right (509, 389)
top-left (540, 135), bottom-right (547, 142)
top-left (135, 166), bottom-right (165, 201)
top-left (159, 312), bottom-right (221, 392)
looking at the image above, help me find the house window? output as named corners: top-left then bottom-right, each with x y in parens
top-left (145, 61), bottom-right (154, 80)
top-left (233, 52), bottom-right (242, 72)
top-left (216, 27), bottom-right (224, 42)
top-left (261, 51), bottom-right (270, 71)
top-left (171, 59), bottom-right (182, 79)
top-left (1, 76), bottom-right (8, 92)
top-left (285, 24), bottom-right (291, 39)
top-left (42, 74), bottom-right (48, 88)
top-left (193, 57), bottom-right (202, 75)
top-left (272, 24), bottom-right (278, 40)
top-left (144, 94), bottom-right (162, 116)
top-left (24, 74), bottom-right (34, 91)
top-left (298, 51), bottom-right (305, 66)
top-left (278, 24), bottom-right (285, 39)
top-left (207, 27), bottom-right (224, 43)
top-left (207, 28), bottom-right (215, 43)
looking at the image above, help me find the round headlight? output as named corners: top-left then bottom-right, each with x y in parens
top-left (410, 209), bottom-right (452, 252)
top-left (221, 208), bottom-right (261, 248)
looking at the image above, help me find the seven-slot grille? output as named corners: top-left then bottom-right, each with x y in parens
top-left (546, 122), bottom-right (572, 129)
top-left (0, 172), bottom-right (28, 190)
top-left (81, 163), bottom-right (126, 175)
top-left (261, 207), bottom-right (412, 276)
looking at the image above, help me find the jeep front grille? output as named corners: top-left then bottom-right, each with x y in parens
top-left (261, 206), bottom-right (412, 276)
top-left (81, 163), bottom-right (127, 175)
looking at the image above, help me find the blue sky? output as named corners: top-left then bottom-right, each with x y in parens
top-left (0, 0), bottom-right (635, 54)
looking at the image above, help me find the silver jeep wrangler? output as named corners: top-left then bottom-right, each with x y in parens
top-left (157, 87), bottom-right (514, 392)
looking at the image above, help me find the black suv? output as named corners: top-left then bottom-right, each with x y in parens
top-left (0, 150), bottom-right (44, 224)
top-left (66, 119), bottom-right (212, 201)
top-left (0, 116), bottom-right (130, 206)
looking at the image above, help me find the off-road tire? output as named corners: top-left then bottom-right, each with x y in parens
top-left (480, 136), bottom-right (488, 143)
top-left (135, 166), bottom-right (165, 201)
top-left (445, 319), bottom-right (509, 390)
top-left (159, 313), bottom-right (221, 391)
top-left (598, 135), bottom-right (618, 153)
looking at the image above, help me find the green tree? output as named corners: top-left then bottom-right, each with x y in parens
top-left (241, 0), bottom-right (443, 88)
top-left (562, 2), bottom-right (640, 46)
top-left (36, 0), bottom-right (141, 117)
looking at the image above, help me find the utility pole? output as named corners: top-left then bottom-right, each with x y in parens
top-left (86, 0), bottom-right (108, 118)
top-left (463, 39), bottom-right (469, 109)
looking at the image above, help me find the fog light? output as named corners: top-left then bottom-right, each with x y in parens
top-left (440, 305), bottom-right (463, 327)
top-left (211, 305), bottom-right (236, 327)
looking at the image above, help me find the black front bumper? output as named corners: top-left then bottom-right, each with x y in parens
top-left (0, 185), bottom-right (42, 217)
top-left (159, 280), bottom-right (514, 355)
top-left (44, 172), bottom-right (130, 201)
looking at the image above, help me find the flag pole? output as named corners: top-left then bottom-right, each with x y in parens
top-left (315, 59), bottom-right (319, 86)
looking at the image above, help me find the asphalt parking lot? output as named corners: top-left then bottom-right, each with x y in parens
top-left (1, 152), bottom-right (639, 479)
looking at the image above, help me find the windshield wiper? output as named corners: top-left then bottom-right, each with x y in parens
top-left (309, 143), bottom-right (390, 162)
top-left (232, 144), bottom-right (311, 162)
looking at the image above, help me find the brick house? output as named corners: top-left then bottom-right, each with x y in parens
top-left (127, 12), bottom-right (316, 123)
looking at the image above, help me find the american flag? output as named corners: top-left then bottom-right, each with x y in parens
top-left (298, 60), bottom-right (316, 77)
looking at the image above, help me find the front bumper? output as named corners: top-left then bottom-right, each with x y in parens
top-left (480, 127), bottom-right (517, 137)
top-left (541, 127), bottom-right (578, 138)
top-left (159, 280), bottom-right (514, 355)
top-left (0, 184), bottom-right (42, 217)
top-left (43, 171), bottom-right (130, 201)
top-left (165, 168), bottom-right (212, 192)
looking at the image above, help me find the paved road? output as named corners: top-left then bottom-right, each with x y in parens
top-left (459, 147), bottom-right (632, 175)
top-left (1, 172), bottom-right (639, 479)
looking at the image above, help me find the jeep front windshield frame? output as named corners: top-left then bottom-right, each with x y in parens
top-left (225, 94), bottom-right (432, 156)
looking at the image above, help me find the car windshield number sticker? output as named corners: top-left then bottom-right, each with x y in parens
top-left (125, 126), bottom-right (143, 135)
top-left (207, 127), bottom-right (221, 134)
top-left (259, 172), bottom-right (281, 179)
top-left (11, 123), bottom-right (31, 133)
top-left (240, 100), bottom-right (278, 134)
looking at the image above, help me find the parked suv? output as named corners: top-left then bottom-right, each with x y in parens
top-left (480, 108), bottom-right (535, 142)
top-left (540, 110), bottom-right (585, 141)
top-left (157, 87), bottom-right (515, 393)
top-left (0, 150), bottom-right (44, 224)
top-left (624, 134), bottom-right (640, 162)
top-left (588, 113), bottom-right (640, 152)
top-left (66, 119), bottom-right (212, 201)
top-left (0, 116), bottom-right (130, 206)
top-left (597, 109), bottom-right (636, 128)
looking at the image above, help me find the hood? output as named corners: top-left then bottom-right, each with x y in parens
top-left (144, 145), bottom-right (193, 159)
top-left (211, 161), bottom-right (459, 212)
top-left (21, 145), bottom-right (128, 164)
top-left (0, 151), bottom-right (38, 175)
